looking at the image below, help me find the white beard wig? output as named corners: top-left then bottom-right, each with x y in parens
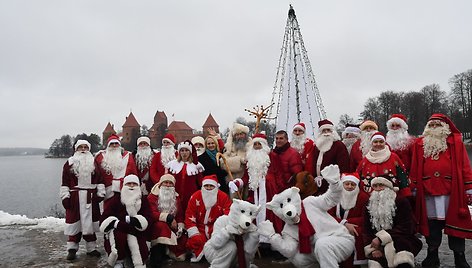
top-left (360, 130), bottom-right (375, 156)
top-left (291, 133), bottom-right (306, 154)
top-left (102, 147), bottom-right (125, 176)
top-left (422, 122), bottom-right (451, 160)
top-left (136, 146), bottom-right (153, 172)
top-left (71, 151), bottom-right (95, 177)
top-left (386, 128), bottom-right (413, 151)
top-left (315, 131), bottom-right (340, 153)
top-left (196, 147), bottom-right (205, 156)
top-left (160, 145), bottom-right (176, 166)
top-left (202, 187), bottom-right (218, 209)
top-left (246, 145), bottom-right (271, 191)
top-left (234, 135), bottom-right (249, 152)
top-left (121, 184), bottom-right (142, 217)
top-left (342, 137), bottom-right (358, 154)
top-left (158, 186), bottom-right (177, 215)
top-left (368, 188), bottom-right (397, 232)
top-left (340, 186), bottom-right (359, 211)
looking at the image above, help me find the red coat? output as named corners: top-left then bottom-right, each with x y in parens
top-left (61, 160), bottom-right (103, 235)
top-left (94, 150), bottom-right (137, 199)
top-left (349, 140), bottom-right (363, 172)
top-left (148, 190), bottom-right (184, 245)
top-left (167, 160), bottom-right (204, 213)
top-left (356, 152), bottom-right (411, 197)
top-left (149, 151), bottom-right (177, 185)
top-left (305, 140), bottom-right (350, 194)
top-left (296, 138), bottom-right (315, 165)
top-left (267, 145), bottom-right (303, 193)
top-left (410, 136), bottom-right (472, 239)
top-left (328, 190), bottom-right (369, 265)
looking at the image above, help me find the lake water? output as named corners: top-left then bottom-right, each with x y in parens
top-left (1, 149), bottom-right (472, 219)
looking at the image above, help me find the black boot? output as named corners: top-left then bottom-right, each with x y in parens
top-left (454, 251), bottom-right (471, 268)
top-left (66, 249), bottom-right (77, 261)
top-left (421, 248), bottom-right (439, 267)
top-left (396, 264), bottom-right (413, 268)
top-left (149, 244), bottom-right (166, 268)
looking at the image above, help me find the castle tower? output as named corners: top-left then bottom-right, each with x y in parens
top-left (168, 121), bottom-right (194, 144)
top-left (202, 113), bottom-right (219, 137)
top-left (121, 112), bottom-right (141, 151)
top-left (102, 122), bottom-right (116, 148)
top-left (149, 111), bottom-right (168, 148)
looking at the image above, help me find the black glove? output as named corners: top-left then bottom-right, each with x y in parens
top-left (129, 217), bottom-right (142, 229)
top-left (166, 214), bottom-right (175, 225)
top-left (104, 220), bottom-right (116, 232)
top-left (62, 198), bottom-right (71, 209)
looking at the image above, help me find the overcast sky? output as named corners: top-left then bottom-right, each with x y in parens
top-left (1, 0), bottom-right (471, 148)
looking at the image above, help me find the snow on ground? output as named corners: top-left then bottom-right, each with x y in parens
top-left (0, 210), bottom-right (64, 232)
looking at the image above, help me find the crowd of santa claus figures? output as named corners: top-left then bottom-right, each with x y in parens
top-left (60, 113), bottom-right (472, 268)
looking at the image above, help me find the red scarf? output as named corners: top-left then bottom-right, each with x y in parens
top-left (298, 204), bottom-right (316, 253)
top-left (235, 234), bottom-right (246, 268)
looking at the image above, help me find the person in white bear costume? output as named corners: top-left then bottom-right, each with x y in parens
top-left (204, 199), bottom-right (261, 268)
top-left (258, 164), bottom-right (355, 268)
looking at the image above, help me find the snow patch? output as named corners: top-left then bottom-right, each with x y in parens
top-left (0, 210), bottom-right (64, 232)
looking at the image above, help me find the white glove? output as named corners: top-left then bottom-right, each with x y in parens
top-left (176, 226), bottom-right (184, 238)
top-left (228, 178), bottom-right (244, 194)
top-left (96, 184), bottom-right (106, 198)
top-left (320, 164), bottom-right (340, 184)
top-left (258, 220), bottom-right (276, 238)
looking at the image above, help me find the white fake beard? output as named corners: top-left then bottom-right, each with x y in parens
top-left (196, 147), bottom-right (205, 156)
top-left (342, 137), bottom-right (358, 153)
top-left (386, 129), bottom-right (412, 151)
top-left (160, 145), bottom-right (176, 166)
top-left (136, 146), bottom-right (153, 172)
top-left (291, 133), bottom-right (306, 154)
top-left (102, 147), bottom-right (125, 176)
top-left (158, 186), bottom-right (177, 215)
top-left (360, 131), bottom-right (375, 156)
top-left (315, 133), bottom-right (336, 153)
top-left (234, 136), bottom-right (249, 152)
top-left (246, 145), bottom-right (270, 191)
top-left (121, 185), bottom-right (142, 217)
top-left (368, 188), bottom-right (396, 232)
top-left (71, 151), bottom-right (95, 177)
top-left (423, 124), bottom-right (451, 160)
top-left (340, 186), bottom-right (359, 210)
top-left (202, 187), bottom-right (218, 209)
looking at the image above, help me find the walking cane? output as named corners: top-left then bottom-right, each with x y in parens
top-left (216, 152), bottom-right (243, 200)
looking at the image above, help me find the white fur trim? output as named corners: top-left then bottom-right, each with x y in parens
top-left (151, 231), bottom-right (178, 246)
top-left (252, 137), bottom-right (268, 147)
top-left (74, 140), bottom-right (91, 150)
top-left (384, 241), bottom-right (396, 267)
top-left (107, 138), bottom-right (120, 147)
top-left (187, 226), bottom-right (199, 238)
top-left (371, 177), bottom-right (394, 190)
top-left (59, 186), bottom-right (70, 200)
top-left (96, 184), bottom-right (105, 197)
top-left (100, 216), bottom-right (119, 233)
top-left (344, 126), bottom-right (360, 134)
top-left (375, 229), bottom-right (393, 245)
top-left (232, 122), bottom-right (249, 134)
top-left (123, 174), bottom-right (140, 185)
top-left (341, 174), bottom-right (359, 185)
top-left (133, 215), bottom-right (148, 231)
top-left (371, 134), bottom-right (385, 142)
top-left (387, 117), bottom-right (408, 131)
top-left (177, 141), bottom-right (192, 152)
top-left (127, 234), bottom-right (144, 266)
top-left (394, 250), bottom-right (415, 267)
top-left (318, 123), bottom-right (334, 132)
top-left (159, 212), bottom-right (169, 222)
top-left (137, 136), bottom-right (150, 146)
top-left (367, 260), bottom-right (383, 268)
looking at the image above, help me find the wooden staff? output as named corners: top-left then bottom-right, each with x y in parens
top-left (216, 152), bottom-right (243, 200)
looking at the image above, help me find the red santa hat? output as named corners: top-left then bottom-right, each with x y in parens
top-left (427, 113), bottom-right (460, 134)
top-left (360, 120), bottom-right (378, 131)
top-left (252, 132), bottom-right (268, 146)
top-left (387, 114), bottom-right (409, 131)
top-left (293, 122), bottom-right (306, 132)
top-left (123, 174), bottom-right (140, 186)
top-left (158, 174), bottom-right (176, 186)
top-left (317, 119), bottom-right (334, 132)
top-left (74, 139), bottom-right (91, 151)
top-left (371, 176), bottom-right (399, 192)
top-left (232, 122), bottom-right (250, 134)
top-left (202, 175), bottom-right (219, 187)
top-left (137, 136), bottom-right (150, 146)
top-left (371, 131), bottom-right (386, 143)
top-left (162, 133), bottom-right (176, 145)
top-left (341, 172), bottom-right (360, 185)
top-left (191, 136), bottom-right (205, 147)
top-left (107, 134), bottom-right (121, 147)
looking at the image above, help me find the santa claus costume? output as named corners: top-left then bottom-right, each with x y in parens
top-left (291, 122), bottom-right (315, 165)
top-left (166, 140), bottom-right (204, 213)
top-left (60, 140), bottom-right (105, 260)
top-left (222, 123), bottom-right (252, 182)
top-left (305, 119), bottom-right (350, 194)
top-left (149, 133), bottom-right (177, 185)
top-left (356, 132), bottom-right (411, 197)
top-left (410, 114), bottom-right (472, 268)
top-left (350, 120), bottom-right (378, 172)
top-left (386, 114), bottom-right (415, 172)
top-left (94, 134), bottom-right (137, 203)
top-left (133, 136), bottom-right (156, 195)
top-left (328, 172), bottom-right (369, 267)
top-left (185, 175), bottom-right (232, 262)
top-left (148, 174), bottom-right (186, 266)
top-left (363, 176), bottom-right (422, 268)
top-left (342, 124), bottom-right (361, 155)
top-left (99, 175), bottom-right (151, 268)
